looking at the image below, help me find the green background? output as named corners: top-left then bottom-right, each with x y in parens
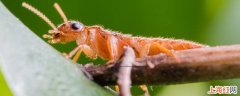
top-left (1, 0), bottom-right (240, 96)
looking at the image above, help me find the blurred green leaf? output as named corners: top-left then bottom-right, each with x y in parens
top-left (0, 2), bottom-right (112, 96)
top-left (206, 0), bottom-right (240, 45)
top-left (0, 70), bottom-right (12, 96)
top-left (156, 83), bottom-right (208, 96)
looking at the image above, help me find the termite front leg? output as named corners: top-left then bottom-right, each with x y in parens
top-left (63, 45), bottom-right (82, 59)
top-left (72, 45), bottom-right (97, 62)
top-left (63, 45), bottom-right (97, 62)
top-left (72, 49), bottom-right (82, 62)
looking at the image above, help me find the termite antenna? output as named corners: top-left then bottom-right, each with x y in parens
top-left (54, 3), bottom-right (69, 26)
top-left (22, 2), bottom-right (57, 30)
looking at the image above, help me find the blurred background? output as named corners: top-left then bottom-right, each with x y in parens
top-left (1, 0), bottom-right (240, 96)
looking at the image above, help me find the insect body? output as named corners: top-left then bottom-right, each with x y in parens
top-left (50, 23), bottom-right (205, 62)
top-left (22, 2), bottom-right (206, 63)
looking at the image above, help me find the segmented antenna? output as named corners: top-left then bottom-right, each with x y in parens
top-left (22, 2), bottom-right (57, 30)
top-left (54, 3), bottom-right (69, 26)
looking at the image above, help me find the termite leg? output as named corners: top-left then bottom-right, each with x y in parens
top-left (72, 45), bottom-right (97, 62)
top-left (140, 85), bottom-right (150, 96)
top-left (152, 42), bottom-right (180, 62)
top-left (136, 42), bottom-right (180, 96)
top-left (63, 45), bottom-right (82, 59)
top-left (115, 85), bottom-right (120, 93)
top-left (64, 45), bottom-right (96, 62)
top-left (72, 49), bottom-right (82, 62)
top-left (81, 45), bottom-right (97, 59)
top-left (139, 43), bottom-right (151, 58)
top-left (132, 42), bottom-right (154, 68)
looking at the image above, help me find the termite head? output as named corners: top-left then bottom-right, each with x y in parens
top-left (44, 21), bottom-right (85, 44)
top-left (22, 2), bottom-right (86, 44)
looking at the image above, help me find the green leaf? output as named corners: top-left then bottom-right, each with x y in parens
top-left (0, 69), bottom-right (12, 96)
top-left (0, 2), bottom-right (112, 96)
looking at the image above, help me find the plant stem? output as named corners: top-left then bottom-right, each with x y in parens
top-left (81, 45), bottom-right (240, 86)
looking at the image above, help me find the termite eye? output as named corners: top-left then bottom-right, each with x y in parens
top-left (70, 22), bottom-right (84, 31)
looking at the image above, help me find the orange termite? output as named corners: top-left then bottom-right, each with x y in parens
top-left (22, 2), bottom-right (207, 94)
top-left (22, 2), bottom-right (206, 64)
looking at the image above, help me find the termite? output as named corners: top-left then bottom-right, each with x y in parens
top-left (22, 2), bottom-right (206, 94)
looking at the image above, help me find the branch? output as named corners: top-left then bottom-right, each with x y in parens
top-left (80, 45), bottom-right (240, 86)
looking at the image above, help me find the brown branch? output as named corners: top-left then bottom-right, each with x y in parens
top-left (80, 45), bottom-right (240, 86)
